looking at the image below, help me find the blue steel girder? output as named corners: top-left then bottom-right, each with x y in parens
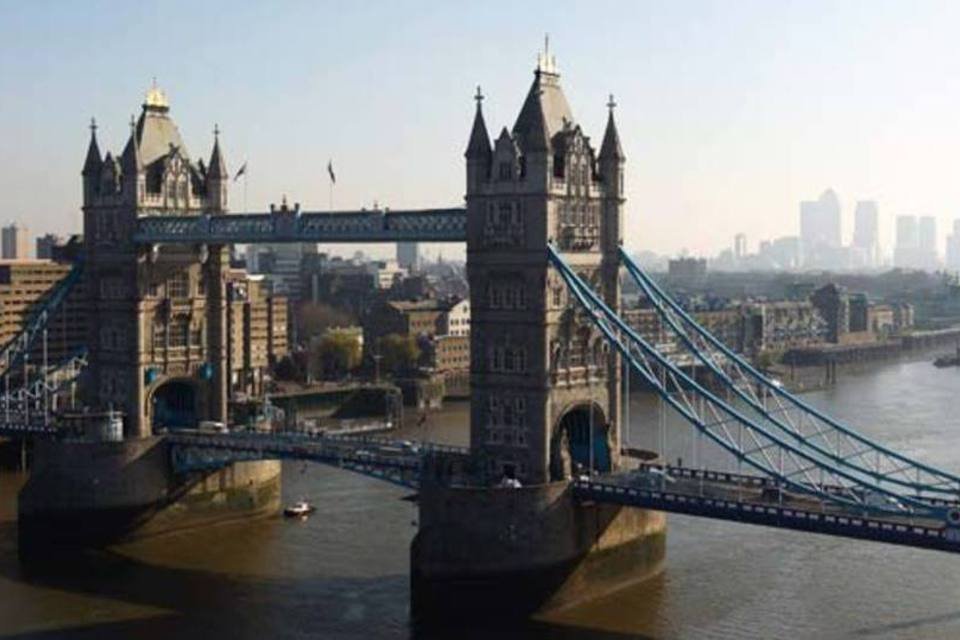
top-left (574, 478), bottom-right (960, 554)
top-left (166, 431), bottom-right (470, 489)
top-left (547, 246), bottom-right (949, 519)
top-left (133, 208), bottom-right (467, 244)
top-left (618, 248), bottom-right (960, 497)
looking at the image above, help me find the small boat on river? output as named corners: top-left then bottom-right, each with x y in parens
top-left (283, 500), bottom-right (316, 518)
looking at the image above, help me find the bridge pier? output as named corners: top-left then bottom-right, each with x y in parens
top-left (410, 479), bottom-right (666, 624)
top-left (17, 437), bottom-right (280, 554)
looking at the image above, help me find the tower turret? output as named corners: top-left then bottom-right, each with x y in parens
top-left (120, 115), bottom-right (144, 205)
top-left (82, 118), bottom-right (102, 206)
top-left (206, 125), bottom-right (229, 212)
top-left (465, 87), bottom-right (492, 194)
top-left (598, 95), bottom-right (625, 255)
top-left (512, 51), bottom-right (573, 187)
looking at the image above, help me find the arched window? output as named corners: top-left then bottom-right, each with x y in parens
top-left (167, 272), bottom-right (189, 299)
top-left (169, 315), bottom-right (189, 348)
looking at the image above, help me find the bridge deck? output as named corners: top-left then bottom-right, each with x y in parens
top-left (167, 430), bottom-right (470, 489)
top-left (577, 468), bottom-right (960, 554)
top-left (133, 208), bottom-right (467, 244)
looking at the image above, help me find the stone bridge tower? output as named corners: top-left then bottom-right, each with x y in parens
top-left (80, 85), bottom-right (230, 438)
top-left (465, 53), bottom-right (626, 484)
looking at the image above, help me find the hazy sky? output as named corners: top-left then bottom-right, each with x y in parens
top-left (3, 0), bottom-right (960, 260)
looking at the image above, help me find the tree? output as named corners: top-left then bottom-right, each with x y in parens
top-left (378, 333), bottom-right (421, 376)
top-left (296, 302), bottom-right (356, 345)
top-left (274, 350), bottom-right (308, 382)
top-left (314, 331), bottom-right (362, 379)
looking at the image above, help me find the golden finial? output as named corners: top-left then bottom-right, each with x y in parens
top-left (144, 78), bottom-right (169, 110)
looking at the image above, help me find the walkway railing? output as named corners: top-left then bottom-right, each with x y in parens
top-left (134, 208), bottom-right (468, 244)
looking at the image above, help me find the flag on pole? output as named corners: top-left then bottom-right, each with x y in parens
top-left (233, 162), bottom-right (247, 181)
top-left (327, 160), bottom-right (336, 184)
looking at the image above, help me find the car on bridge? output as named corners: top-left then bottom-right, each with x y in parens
top-left (199, 421), bottom-right (228, 433)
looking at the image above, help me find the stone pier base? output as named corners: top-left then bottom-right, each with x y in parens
top-left (17, 437), bottom-right (281, 554)
top-left (411, 480), bottom-right (666, 624)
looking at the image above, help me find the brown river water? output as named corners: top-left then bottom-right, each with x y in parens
top-left (1, 357), bottom-right (960, 639)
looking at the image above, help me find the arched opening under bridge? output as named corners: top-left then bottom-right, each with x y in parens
top-left (551, 403), bottom-right (611, 480)
top-left (151, 380), bottom-right (198, 431)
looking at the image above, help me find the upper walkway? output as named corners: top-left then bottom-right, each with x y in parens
top-left (133, 208), bottom-right (467, 244)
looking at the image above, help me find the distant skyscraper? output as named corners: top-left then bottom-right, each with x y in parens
top-left (36, 233), bottom-right (64, 259)
top-left (895, 215), bottom-right (921, 269)
top-left (918, 216), bottom-right (938, 271)
top-left (734, 233), bottom-right (746, 261)
top-left (396, 241), bottom-right (421, 272)
top-left (799, 188), bottom-right (841, 268)
top-left (852, 201), bottom-right (879, 267)
top-left (919, 216), bottom-right (937, 252)
top-left (1, 223), bottom-right (29, 259)
top-left (946, 219), bottom-right (960, 272)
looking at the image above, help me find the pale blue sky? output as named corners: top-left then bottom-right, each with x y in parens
top-left (3, 1), bottom-right (960, 259)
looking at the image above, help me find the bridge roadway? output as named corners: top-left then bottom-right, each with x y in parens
top-left (133, 207), bottom-right (467, 244)
top-left (576, 465), bottom-right (960, 554)
top-left (166, 430), bottom-right (470, 489)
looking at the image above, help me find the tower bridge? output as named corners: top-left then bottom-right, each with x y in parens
top-left (5, 51), bottom-right (960, 623)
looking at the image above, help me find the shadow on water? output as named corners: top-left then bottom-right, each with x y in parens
top-left (852, 610), bottom-right (960, 637)
top-left (0, 520), bottom-right (660, 640)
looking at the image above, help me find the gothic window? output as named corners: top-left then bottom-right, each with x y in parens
top-left (513, 348), bottom-right (527, 372)
top-left (553, 287), bottom-right (563, 308)
top-left (147, 164), bottom-right (163, 193)
top-left (483, 202), bottom-right (524, 247)
top-left (167, 272), bottom-right (189, 299)
top-left (100, 326), bottom-right (117, 350)
top-left (191, 325), bottom-right (203, 346)
top-left (488, 395), bottom-right (500, 427)
top-left (498, 162), bottom-right (512, 180)
top-left (489, 344), bottom-right (527, 373)
top-left (168, 315), bottom-right (189, 348)
top-left (153, 318), bottom-right (165, 349)
top-left (514, 396), bottom-right (526, 425)
top-left (503, 347), bottom-right (515, 372)
top-left (100, 277), bottom-right (126, 300)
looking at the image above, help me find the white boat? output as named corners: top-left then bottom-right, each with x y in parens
top-left (283, 500), bottom-right (316, 518)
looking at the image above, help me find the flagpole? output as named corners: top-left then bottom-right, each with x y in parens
top-left (243, 169), bottom-right (248, 213)
top-left (328, 159), bottom-right (334, 212)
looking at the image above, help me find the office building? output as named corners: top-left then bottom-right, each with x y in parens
top-left (2, 223), bottom-right (29, 259)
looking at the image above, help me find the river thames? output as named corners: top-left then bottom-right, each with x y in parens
top-left (1, 355), bottom-right (959, 639)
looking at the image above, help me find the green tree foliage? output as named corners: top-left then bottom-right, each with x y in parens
top-left (314, 331), bottom-right (362, 379)
top-left (378, 333), bottom-right (421, 376)
top-left (297, 302), bottom-right (356, 344)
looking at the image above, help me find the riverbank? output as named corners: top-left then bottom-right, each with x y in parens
top-left (771, 343), bottom-right (951, 394)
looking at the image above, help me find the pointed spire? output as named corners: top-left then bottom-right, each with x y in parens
top-left (82, 117), bottom-right (102, 176)
top-left (208, 123), bottom-right (228, 179)
top-left (120, 114), bottom-right (143, 173)
top-left (513, 48), bottom-right (572, 153)
top-left (515, 85), bottom-right (551, 152)
top-left (465, 85), bottom-right (492, 160)
top-left (599, 94), bottom-right (624, 162)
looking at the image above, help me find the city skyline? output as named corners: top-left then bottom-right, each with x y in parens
top-left (7, 2), bottom-right (960, 260)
